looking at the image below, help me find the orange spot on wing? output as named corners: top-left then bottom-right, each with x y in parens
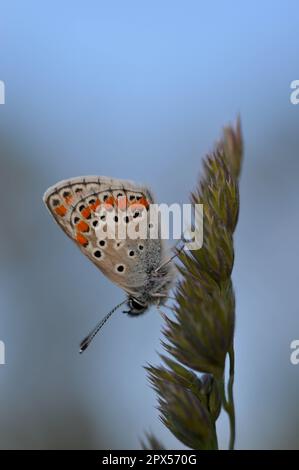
top-left (130, 199), bottom-right (149, 211)
top-left (64, 195), bottom-right (73, 205)
top-left (104, 196), bottom-right (115, 210)
top-left (116, 196), bottom-right (127, 210)
top-left (55, 205), bottom-right (67, 217)
top-left (81, 207), bottom-right (91, 219)
top-left (129, 202), bottom-right (141, 211)
top-left (76, 233), bottom-right (88, 246)
top-left (90, 199), bottom-right (100, 212)
top-left (139, 197), bottom-right (149, 209)
top-left (77, 220), bottom-right (89, 232)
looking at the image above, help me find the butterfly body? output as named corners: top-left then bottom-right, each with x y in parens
top-left (43, 176), bottom-right (175, 319)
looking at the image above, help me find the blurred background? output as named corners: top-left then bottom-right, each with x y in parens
top-left (0, 0), bottom-right (298, 450)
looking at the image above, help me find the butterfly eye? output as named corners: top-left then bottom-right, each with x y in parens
top-left (129, 297), bottom-right (146, 312)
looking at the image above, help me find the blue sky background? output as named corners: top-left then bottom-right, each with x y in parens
top-left (0, 0), bottom-right (299, 449)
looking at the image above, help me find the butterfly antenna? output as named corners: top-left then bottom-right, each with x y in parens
top-left (79, 299), bottom-right (127, 353)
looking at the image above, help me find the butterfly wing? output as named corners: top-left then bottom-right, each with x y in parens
top-left (43, 176), bottom-right (165, 297)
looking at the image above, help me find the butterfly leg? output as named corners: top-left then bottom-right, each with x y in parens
top-left (154, 238), bottom-right (186, 274)
top-left (152, 293), bottom-right (176, 302)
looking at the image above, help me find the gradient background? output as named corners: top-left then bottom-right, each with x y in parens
top-left (0, 0), bottom-right (299, 449)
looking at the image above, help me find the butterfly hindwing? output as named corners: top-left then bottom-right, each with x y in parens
top-left (43, 176), bottom-right (164, 296)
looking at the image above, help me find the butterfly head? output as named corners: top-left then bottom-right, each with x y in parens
top-left (125, 297), bottom-right (148, 316)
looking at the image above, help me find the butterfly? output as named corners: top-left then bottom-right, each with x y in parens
top-left (43, 176), bottom-right (176, 352)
